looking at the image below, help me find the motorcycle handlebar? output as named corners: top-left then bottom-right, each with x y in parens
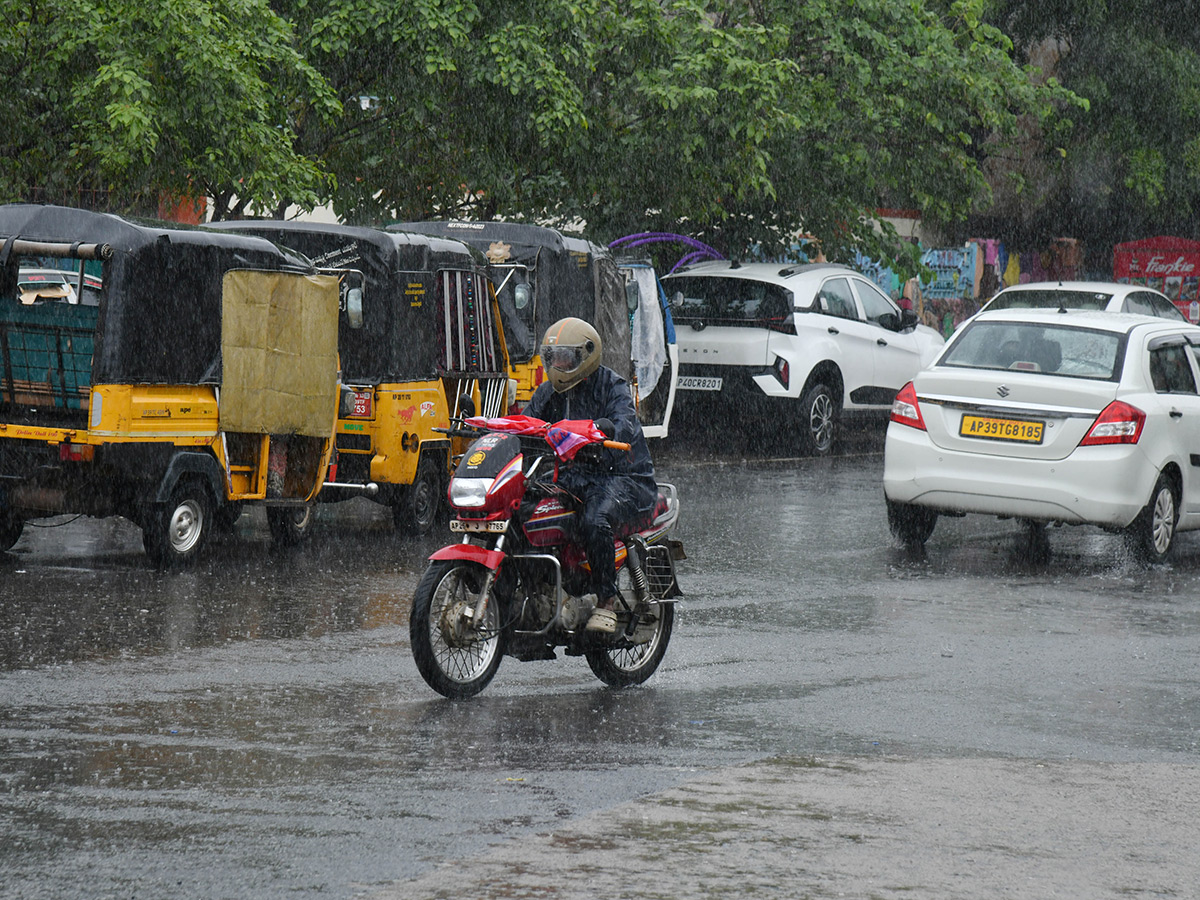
top-left (603, 440), bottom-right (631, 452)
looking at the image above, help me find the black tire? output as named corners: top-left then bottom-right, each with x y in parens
top-left (1017, 518), bottom-right (1052, 566)
top-left (798, 382), bottom-right (838, 456)
top-left (267, 504), bottom-right (313, 546)
top-left (393, 455), bottom-right (442, 536)
top-left (886, 499), bottom-right (938, 547)
top-left (213, 501), bottom-right (244, 534)
top-left (0, 513), bottom-right (24, 552)
top-left (585, 602), bottom-right (674, 687)
top-left (410, 560), bottom-right (506, 698)
top-left (143, 482), bottom-right (212, 566)
top-left (1125, 473), bottom-right (1178, 564)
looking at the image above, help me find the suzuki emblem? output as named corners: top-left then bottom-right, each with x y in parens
top-left (997, 384), bottom-right (1010, 398)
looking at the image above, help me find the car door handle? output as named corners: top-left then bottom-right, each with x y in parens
top-left (877, 338), bottom-right (889, 346)
top-left (827, 326), bottom-right (839, 335)
top-left (1170, 409), bottom-right (1184, 418)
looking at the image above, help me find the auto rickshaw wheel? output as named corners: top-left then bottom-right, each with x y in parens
top-left (393, 455), bottom-right (442, 535)
top-left (0, 513), bottom-right (24, 552)
top-left (143, 482), bottom-right (212, 566)
top-left (268, 504), bottom-right (313, 546)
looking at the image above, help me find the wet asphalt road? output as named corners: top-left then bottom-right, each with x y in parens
top-left (2, 428), bottom-right (1200, 899)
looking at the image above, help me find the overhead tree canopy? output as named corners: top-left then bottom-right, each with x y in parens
top-left (284, 0), bottom-right (1074, 272)
top-left (0, 0), bottom-right (338, 218)
top-left (982, 0), bottom-right (1200, 257)
top-left (4, 0), bottom-right (1077, 272)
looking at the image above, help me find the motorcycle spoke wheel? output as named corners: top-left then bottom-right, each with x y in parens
top-left (585, 603), bottom-right (674, 688)
top-left (410, 561), bottom-right (505, 698)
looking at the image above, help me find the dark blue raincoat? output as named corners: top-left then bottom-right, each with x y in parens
top-left (525, 366), bottom-right (657, 598)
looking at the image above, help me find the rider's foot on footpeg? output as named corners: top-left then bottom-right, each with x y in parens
top-left (585, 607), bottom-right (618, 633)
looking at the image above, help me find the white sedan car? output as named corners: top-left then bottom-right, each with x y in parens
top-left (883, 308), bottom-right (1200, 561)
top-left (981, 280), bottom-right (1187, 321)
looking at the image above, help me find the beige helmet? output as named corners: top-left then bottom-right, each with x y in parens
top-left (540, 317), bottom-right (602, 392)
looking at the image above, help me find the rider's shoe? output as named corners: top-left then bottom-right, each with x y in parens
top-left (585, 600), bottom-right (618, 633)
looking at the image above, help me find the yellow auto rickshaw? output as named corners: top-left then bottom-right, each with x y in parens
top-left (210, 220), bottom-right (511, 536)
top-left (0, 204), bottom-right (341, 563)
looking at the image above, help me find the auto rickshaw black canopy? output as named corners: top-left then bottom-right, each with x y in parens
top-left (390, 221), bottom-right (632, 378)
top-left (0, 204), bottom-right (315, 386)
top-left (210, 221), bottom-right (503, 385)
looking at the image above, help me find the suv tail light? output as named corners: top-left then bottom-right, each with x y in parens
top-left (772, 355), bottom-right (789, 389)
top-left (890, 382), bottom-right (926, 431)
top-left (1079, 400), bottom-right (1145, 446)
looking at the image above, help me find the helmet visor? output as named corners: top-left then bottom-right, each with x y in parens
top-left (541, 344), bottom-right (589, 372)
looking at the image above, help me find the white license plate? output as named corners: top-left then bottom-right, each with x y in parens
top-left (450, 519), bottom-right (508, 533)
top-left (678, 376), bottom-right (723, 391)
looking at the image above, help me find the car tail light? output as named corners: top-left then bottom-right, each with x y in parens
top-left (890, 382), bottom-right (926, 431)
top-left (773, 355), bottom-right (789, 389)
top-left (1079, 400), bottom-right (1145, 446)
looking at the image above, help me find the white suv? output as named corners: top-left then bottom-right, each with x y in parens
top-left (663, 261), bottom-right (945, 454)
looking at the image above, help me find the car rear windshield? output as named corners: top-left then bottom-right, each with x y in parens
top-left (940, 321), bottom-right (1126, 381)
top-left (665, 276), bottom-right (793, 326)
top-left (987, 289), bottom-right (1112, 311)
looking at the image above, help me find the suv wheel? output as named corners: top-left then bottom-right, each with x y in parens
top-left (798, 383), bottom-right (838, 456)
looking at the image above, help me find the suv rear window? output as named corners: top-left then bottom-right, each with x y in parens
top-left (666, 276), bottom-right (793, 326)
top-left (941, 321), bottom-right (1125, 380)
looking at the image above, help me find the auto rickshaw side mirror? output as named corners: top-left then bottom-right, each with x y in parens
top-left (346, 287), bottom-right (364, 329)
top-left (625, 280), bottom-right (640, 313)
top-left (513, 282), bottom-right (531, 310)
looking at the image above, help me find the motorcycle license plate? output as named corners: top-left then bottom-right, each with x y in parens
top-left (678, 376), bottom-right (722, 391)
top-left (450, 519), bottom-right (508, 533)
top-left (959, 414), bottom-right (1044, 444)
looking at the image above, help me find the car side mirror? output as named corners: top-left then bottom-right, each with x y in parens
top-left (900, 308), bottom-right (919, 331)
top-left (877, 311), bottom-right (900, 331)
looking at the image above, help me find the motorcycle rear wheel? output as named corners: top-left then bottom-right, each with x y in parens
top-left (410, 560), bottom-right (506, 699)
top-left (585, 603), bottom-right (674, 687)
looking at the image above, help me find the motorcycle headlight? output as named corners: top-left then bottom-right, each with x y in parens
top-left (449, 477), bottom-right (490, 509)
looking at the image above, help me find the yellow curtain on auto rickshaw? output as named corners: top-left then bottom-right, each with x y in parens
top-left (219, 269), bottom-right (339, 437)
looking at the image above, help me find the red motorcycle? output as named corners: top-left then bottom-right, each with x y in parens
top-left (410, 414), bottom-right (684, 698)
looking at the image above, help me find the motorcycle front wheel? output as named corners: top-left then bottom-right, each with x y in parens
top-left (586, 603), bottom-right (674, 687)
top-left (410, 560), bottom-right (506, 699)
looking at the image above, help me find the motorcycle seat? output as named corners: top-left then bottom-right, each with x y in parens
top-left (615, 492), bottom-right (672, 539)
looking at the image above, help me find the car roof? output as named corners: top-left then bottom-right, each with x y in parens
top-left (966, 306), bottom-right (1200, 336)
top-left (993, 280), bottom-right (1132, 294)
top-left (663, 260), bottom-right (857, 286)
top-left (992, 280), bottom-right (1151, 296)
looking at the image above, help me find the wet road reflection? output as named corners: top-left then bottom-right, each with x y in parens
top-left (3, 437), bottom-right (1200, 898)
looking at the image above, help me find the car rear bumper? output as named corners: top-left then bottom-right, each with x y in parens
top-left (882, 422), bottom-right (1155, 528)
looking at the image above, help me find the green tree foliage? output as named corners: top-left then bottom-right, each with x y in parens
top-left (704, 0), bottom-right (1079, 265)
top-left (286, 0), bottom-right (1071, 269)
top-left (3, 0), bottom-right (1072, 270)
top-left (0, 0), bottom-right (339, 218)
top-left (985, 0), bottom-right (1200, 247)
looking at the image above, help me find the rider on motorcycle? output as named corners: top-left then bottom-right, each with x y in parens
top-left (524, 317), bottom-right (658, 633)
